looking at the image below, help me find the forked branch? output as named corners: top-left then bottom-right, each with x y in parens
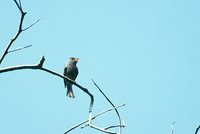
top-left (64, 104), bottom-right (125, 134)
top-left (0, 0), bottom-right (39, 65)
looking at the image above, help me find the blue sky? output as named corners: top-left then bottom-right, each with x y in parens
top-left (1, 0), bottom-right (200, 134)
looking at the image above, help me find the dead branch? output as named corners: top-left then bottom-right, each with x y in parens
top-left (64, 104), bottom-right (125, 134)
top-left (23, 19), bottom-right (40, 31)
top-left (195, 125), bottom-right (200, 134)
top-left (0, 0), bottom-right (26, 64)
top-left (0, 0), bottom-right (38, 65)
top-left (92, 80), bottom-right (123, 134)
top-left (105, 124), bottom-right (125, 130)
top-left (8, 45), bottom-right (32, 53)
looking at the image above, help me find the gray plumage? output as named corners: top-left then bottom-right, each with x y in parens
top-left (63, 57), bottom-right (79, 98)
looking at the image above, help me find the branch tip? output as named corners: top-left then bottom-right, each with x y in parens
top-left (38, 56), bottom-right (45, 67)
top-left (23, 19), bottom-right (40, 31)
top-left (8, 45), bottom-right (32, 53)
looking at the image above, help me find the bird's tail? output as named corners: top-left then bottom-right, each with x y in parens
top-left (67, 85), bottom-right (75, 98)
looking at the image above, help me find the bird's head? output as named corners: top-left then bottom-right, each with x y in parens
top-left (68, 57), bottom-right (79, 65)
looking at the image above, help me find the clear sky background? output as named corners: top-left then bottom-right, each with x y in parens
top-left (1, 0), bottom-right (200, 134)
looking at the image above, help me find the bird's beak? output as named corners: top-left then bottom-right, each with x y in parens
top-left (75, 58), bottom-right (79, 61)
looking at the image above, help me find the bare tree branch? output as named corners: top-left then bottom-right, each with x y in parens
top-left (0, 56), bottom-right (43, 73)
top-left (92, 80), bottom-right (123, 134)
top-left (8, 45), bottom-right (32, 53)
top-left (23, 19), bottom-right (40, 31)
top-left (105, 124), bottom-right (125, 130)
top-left (105, 120), bottom-right (125, 130)
top-left (64, 104), bottom-right (125, 134)
top-left (195, 125), bottom-right (200, 134)
top-left (0, 0), bottom-right (38, 65)
top-left (0, 0), bottom-right (26, 64)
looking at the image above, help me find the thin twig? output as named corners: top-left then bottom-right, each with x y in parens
top-left (0, 0), bottom-right (26, 65)
top-left (8, 45), bottom-right (32, 53)
top-left (105, 124), bottom-right (125, 130)
top-left (170, 121), bottom-right (176, 134)
top-left (64, 104), bottom-right (125, 134)
top-left (195, 125), bottom-right (200, 134)
top-left (89, 124), bottom-right (116, 134)
top-left (18, 0), bottom-right (22, 9)
top-left (14, 0), bottom-right (23, 13)
top-left (23, 19), bottom-right (40, 31)
top-left (92, 80), bottom-right (123, 134)
top-left (0, 1), bottom-right (39, 65)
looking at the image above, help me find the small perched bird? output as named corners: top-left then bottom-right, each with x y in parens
top-left (63, 57), bottom-right (79, 98)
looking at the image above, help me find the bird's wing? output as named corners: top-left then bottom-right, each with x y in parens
top-left (63, 65), bottom-right (68, 88)
top-left (64, 64), bottom-right (78, 88)
top-left (67, 66), bottom-right (78, 80)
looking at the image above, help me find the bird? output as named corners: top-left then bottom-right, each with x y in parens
top-left (63, 57), bottom-right (79, 98)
